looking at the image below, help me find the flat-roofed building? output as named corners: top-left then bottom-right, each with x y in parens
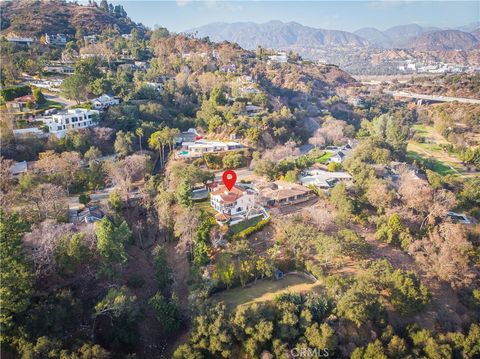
top-left (44, 109), bottom-right (99, 138)
top-left (255, 181), bottom-right (314, 207)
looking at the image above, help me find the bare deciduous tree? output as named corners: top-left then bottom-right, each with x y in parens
top-left (408, 223), bottom-right (475, 288)
top-left (35, 151), bottom-right (82, 195)
top-left (105, 154), bottom-right (148, 199)
top-left (23, 220), bottom-right (97, 277)
top-left (23, 183), bottom-right (68, 222)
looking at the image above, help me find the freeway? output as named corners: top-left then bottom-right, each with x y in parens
top-left (384, 90), bottom-right (480, 104)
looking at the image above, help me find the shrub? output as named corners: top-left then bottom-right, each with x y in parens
top-left (78, 193), bottom-right (91, 206)
top-left (0, 85), bottom-right (31, 101)
top-left (232, 217), bottom-right (270, 240)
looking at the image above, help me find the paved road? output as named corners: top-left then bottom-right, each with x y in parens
top-left (384, 90), bottom-right (480, 104)
top-left (44, 93), bottom-right (77, 108)
top-left (214, 167), bottom-right (255, 181)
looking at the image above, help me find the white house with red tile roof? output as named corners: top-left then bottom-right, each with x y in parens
top-left (210, 185), bottom-right (255, 223)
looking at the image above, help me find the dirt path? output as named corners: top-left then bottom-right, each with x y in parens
top-left (362, 230), bottom-right (470, 331)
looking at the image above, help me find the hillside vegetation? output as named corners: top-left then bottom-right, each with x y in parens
top-left (0, 0), bottom-right (138, 37)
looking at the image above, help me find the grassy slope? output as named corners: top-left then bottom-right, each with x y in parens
top-left (407, 124), bottom-right (466, 176)
top-left (212, 273), bottom-right (321, 309)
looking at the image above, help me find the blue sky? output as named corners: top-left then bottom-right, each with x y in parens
top-left (112, 1), bottom-right (480, 32)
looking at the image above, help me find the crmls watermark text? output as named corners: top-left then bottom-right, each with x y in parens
top-left (291, 348), bottom-right (330, 357)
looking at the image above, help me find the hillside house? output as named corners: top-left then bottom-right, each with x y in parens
top-left (83, 35), bottom-right (97, 44)
top-left (299, 169), bottom-right (352, 189)
top-left (7, 94), bottom-right (36, 111)
top-left (267, 52), bottom-right (288, 64)
top-left (255, 181), bottom-right (314, 207)
top-left (45, 109), bottom-right (99, 138)
top-left (90, 95), bottom-right (119, 110)
top-left (178, 140), bottom-right (243, 158)
top-left (43, 64), bottom-right (74, 74)
top-left (210, 185), bottom-right (256, 224)
top-left (134, 61), bottom-right (148, 70)
top-left (45, 33), bottom-right (67, 46)
top-left (6, 36), bottom-right (34, 46)
top-left (175, 128), bottom-right (200, 144)
top-left (77, 206), bottom-right (104, 224)
top-left (329, 151), bottom-right (347, 163)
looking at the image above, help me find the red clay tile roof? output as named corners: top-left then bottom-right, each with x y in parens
top-left (211, 185), bottom-right (246, 204)
top-left (15, 94), bottom-right (35, 103)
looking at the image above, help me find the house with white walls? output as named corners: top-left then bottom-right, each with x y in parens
top-left (45, 109), bottom-right (99, 138)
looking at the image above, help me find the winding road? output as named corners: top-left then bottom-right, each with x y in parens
top-left (384, 90), bottom-right (480, 104)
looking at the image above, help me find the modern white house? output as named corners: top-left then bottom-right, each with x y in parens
top-left (90, 95), bottom-right (119, 110)
top-left (83, 35), bottom-right (97, 44)
top-left (299, 169), bottom-right (352, 189)
top-left (45, 33), bottom-right (67, 46)
top-left (268, 52), bottom-right (288, 64)
top-left (178, 140), bottom-right (243, 157)
top-left (6, 36), bottom-right (34, 46)
top-left (43, 64), bottom-right (74, 74)
top-left (45, 109), bottom-right (99, 138)
top-left (210, 185), bottom-right (256, 224)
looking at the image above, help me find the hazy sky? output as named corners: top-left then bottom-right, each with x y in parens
top-left (111, 1), bottom-right (480, 32)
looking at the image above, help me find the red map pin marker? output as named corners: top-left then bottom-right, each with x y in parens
top-left (222, 169), bottom-right (237, 191)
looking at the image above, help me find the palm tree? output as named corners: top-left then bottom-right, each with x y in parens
top-left (135, 127), bottom-right (144, 152)
top-left (148, 131), bottom-right (164, 167)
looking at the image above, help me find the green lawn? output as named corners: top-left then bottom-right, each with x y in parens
top-left (408, 123), bottom-right (465, 176)
top-left (229, 215), bottom-right (263, 234)
top-left (194, 200), bottom-right (216, 215)
top-left (212, 273), bottom-right (322, 309)
top-left (406, 150), bottom-right (457, 176)
top-left (316, 152), bottom-right (333, 164)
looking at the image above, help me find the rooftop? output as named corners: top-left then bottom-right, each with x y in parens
top-left (211, 185), bottom-right (248, 204)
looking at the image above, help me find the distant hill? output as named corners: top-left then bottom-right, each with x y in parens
top-left (0, 0), bottom-right (139, 37)
top-left (471, 28), bottom-right (480, 39)
top-left (354, 27), bottom-right (392, 48)
top-left (411, 30), bottom-right (479, 51)
top-left (188, 20), bottom-right (479, 53)
top-left (382, 24), bottom-right (440, 48)
top-left (188, 20), bottom-right (369, 50)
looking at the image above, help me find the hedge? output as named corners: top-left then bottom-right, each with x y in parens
top-left (0, 85), bottom-right (31, 101)
top-left (232, 217), bottom-right (270, 240)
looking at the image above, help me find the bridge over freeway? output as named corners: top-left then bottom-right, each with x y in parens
top-left (384, 90), bottom-right (480, 105)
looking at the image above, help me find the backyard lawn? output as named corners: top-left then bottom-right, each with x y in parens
top-left (212, 273), bottom-right (322, 309)
top-left (316, 152), bottom-right (333, 164)
top-left (229, 215), bottom-right (263, 234)
top-left (193, 199), bottom-right (216, 215)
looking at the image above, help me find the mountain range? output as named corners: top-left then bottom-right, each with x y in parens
top-left (188, 21), bottom-right (480, 52)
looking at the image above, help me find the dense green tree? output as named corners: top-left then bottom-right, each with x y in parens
top-left (95, 217), bottom-right (131, 276)
top-left (55, 233), bottom-right (92, 275)
top-left (149, 292), bottom-right (181, 335)
top-left (336, 281), bottom-right (384, 327)
top-left (304, 323), bottom-right (337, 354)
top-left (389, 270), bottom-right (430, 314)
top-left (61, 75), bottom-right (89, 104)
top-left (329, 182), bottom-right (354, 224)
top-left (0, 211), bottom-right (32, 343)
top-left (176, 179), bottom-right (193, 208)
